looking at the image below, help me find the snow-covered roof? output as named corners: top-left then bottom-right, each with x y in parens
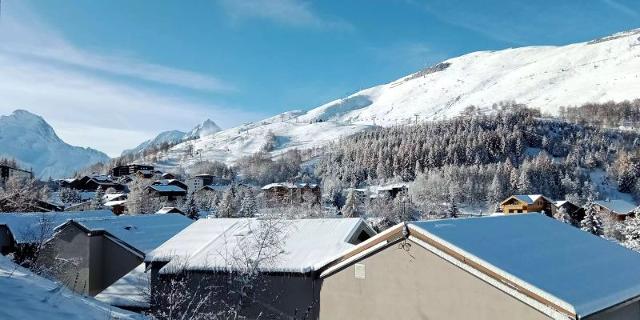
top-left (511, 194), bottom-right (546, 204)
top-left (104, 200), bottom-right (127, 207)
top-left (151, 218), bottom-right (370, 274)
top-left (95, 263), bottom-right (149, 309)
top-left (69, 214), bottom-right (193, 254)
top-left (594, 199), bottom-right (638, 215)
top-left (156, 207), bottom-right (183, 214)
top-left (554, 200), bottom-right (569, 207)
top-left (409, 214), bottom-right (640, 318)
top-left (104, 193), bottom-right (127, 201)
top-left (377, 183), bottom-right (408, 191)
top-left (261, 182), bottom-right (318, 190)
top-left (0, 255), bottom-right (143, 319)
top-left (147, 184), bottom-right (186, 193)
top-left (0, 210), bottom-right (115, 244)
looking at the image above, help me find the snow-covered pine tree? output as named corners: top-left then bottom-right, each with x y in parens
top-left (91, 186), bottom-right (105, 210)
top-left (553, 207), bottom-right (573, 225)
top-left (620, 211), bottom-right (640, 251)
top-left (183, 193), bottom-right (199, 220)
top-left (580, 203), bottom-right (604, 236)
top-left (218, 188), bottom-right (236, 218)
top-left (443, 200), bottom-right (459, 219)
top-left (342, 189), bottom-right (358, 218)
top-left (239, 189), bottom-right (258, 218)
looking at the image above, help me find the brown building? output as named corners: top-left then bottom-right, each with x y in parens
top-left (552, 200), bottom-right (585, 223)
top-left (500, 194), bottom-right (553, 215)
top-left (318, 215), bottom-right (640, 320)
top-left (39, 214), bottom-right (193, 296)
top-left (111, 164), bottom-right (154, 177)
top-left (145, 218), bottom-right (375, 319)
top-left (593, 199), bottom-right (638, 221)
top-left (261, 182), bottom-right (321, 206)
top-left (146, 184), bottom-right (187, 203)
top-left (0, 164), bottom-right (32, 181)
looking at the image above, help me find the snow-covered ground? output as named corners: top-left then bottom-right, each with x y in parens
top-left (0, 255), bottom-right (145, 319)
top-left (139, 29), bottom-right (640, 171)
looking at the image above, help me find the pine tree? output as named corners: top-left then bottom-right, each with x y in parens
top-left (239, 189), bottom-right (258, 218)
top-left (342, 189), bottom-right (358, 218)
top-left (218, 189), bottom-right (235, 218)
top-left (184, 194), bottom-right (199, 220)
top-left (621, 212), bottom-right (640, 251)
top-left (553, 207), bottom-right (573, 225)
top-left (91, 186), bottom-right (105, 210)
top-left (444, 200), bottom-right (459, 219)
top-left (580, 203), bottom-right (604, 236)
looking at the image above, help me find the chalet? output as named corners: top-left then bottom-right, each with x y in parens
top-left (0, 198), bottom-right (64, 213)
top-left (146, 184), bottom-right (187, 202)
top-left (552, 200), bottom-right (585, 223)
top-left (63, 175), bottom-right (125, 192)
top-left (500, 194), bottom-right (553, 215)
top-left (145, 218), bottom-right (376, 319)
top-left (135, 169), bottom-right (155, 179)
top-left (111, 164), bottom-right (154, 177)
top-left (0, 164), bottom-right (32, 181)
top-left (152, 179), bottom-right (189, 191)
top-left (261, 182), bottom-right (321, 205)
top-left (318, 214), bottom-right (640, 320)
top-left (39, 214), bottom-right (192, 296)
top-left (593, 199), bottom-right (638, 221)
top-left (161, 172), bottom-right (176, 180)
top-left (156, 206), bottom-right (184, 215)
top-left (104, 199), bottom-right (127, 215)
top-left (376, 183), bottom-right (408, 199)
top-left (0, 210), bottom-right (114, 256)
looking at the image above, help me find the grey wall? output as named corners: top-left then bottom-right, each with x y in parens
top-left (154, 271), bottom-right (319, 320)
top-left (318, 239), bottom-right (554, 320)
top-left (0, 226), bottom-right (13, 255)
top-left (40, 224), bottom-right (142, 296)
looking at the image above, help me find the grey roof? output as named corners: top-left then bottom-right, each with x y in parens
top-left (0, 210), bottom-right (115, 244)
top-left (410, 214), bottom-right (640, 318)
top-left (148, 185), bottom-right (186, 193)
top-left (594, 199), bottom-right (638, 215)
top-left (70, 214), bottom-right (193, 254)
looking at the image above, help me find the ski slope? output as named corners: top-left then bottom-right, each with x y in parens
top-left (150, 29), bottom-right (640, 170)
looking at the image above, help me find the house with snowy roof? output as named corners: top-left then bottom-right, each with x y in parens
top-left (261, 182), bottom-right (321, 205)
top-left (318, 214), bottom-right (640, 320)
top-left (593, 199), bottom-right (638, 221)
top-left (0, 210), bottom-right (114, 257)
top-left (39, 213), bottom-right (192, 296)
top-left (500, 194), bottom-right (553, 215)
top-left (146, 184), bottom-right (187, 202)
top-left (145, 217), bottom-right (375, 319)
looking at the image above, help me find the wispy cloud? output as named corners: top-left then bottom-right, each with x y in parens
top-left (0, 2), bottom-right (232, 92)
top-left (601, 0), bottom-right (639, 18)
top-left (217, 0), bottom-right (352, 30)
top-left (0, 1), bottom-right (264, 156)
top-left (370, 42), bottom-right (446, 71)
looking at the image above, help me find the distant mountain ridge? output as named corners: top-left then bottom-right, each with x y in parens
top-left (0, 110), bottom-right (110, 178)
top-left (130, 28), bottom-right (640, 171)
top-left (122, 119), bottom-right (221, 156)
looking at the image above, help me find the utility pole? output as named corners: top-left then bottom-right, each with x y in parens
top-left (414, 113), bottom-right (419, 125)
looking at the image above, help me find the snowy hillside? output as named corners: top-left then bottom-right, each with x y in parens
top-left (0, 110), bottom-right (110, 178)
top-left (299, 28), bottom-right (640, 125)
top-left (147, 29), bottom-right (640, 170)
top-left (121, 130), bottom-right (186, 156)
top-left (123, 119), bottom-right (222, 157)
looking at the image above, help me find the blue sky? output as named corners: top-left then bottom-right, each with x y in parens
top-left (0, 0), bottom-right (639, 156)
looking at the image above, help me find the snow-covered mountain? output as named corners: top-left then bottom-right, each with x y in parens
top-left (122, 130), bottom-right (186, 156)
top-left (143, 29), bottom-right (640, 170)
top-left (186, 119), bottom-right (222, 140)
top-left (123, 119), bottom-right (222, 156)
top-left (0, 110), bottom-right (110, 178)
